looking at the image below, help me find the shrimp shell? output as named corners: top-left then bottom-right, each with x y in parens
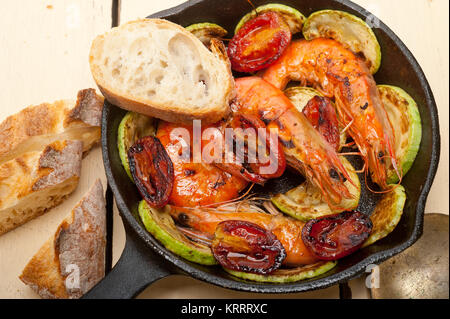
top-left (234, 76), bottom-right (352, 207)
top-left (263, 38), bottom-right (399, 189)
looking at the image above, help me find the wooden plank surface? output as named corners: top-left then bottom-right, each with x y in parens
top-left (0, 0), bottom-right (113, 299)
top-left (0, 0), bottom-right (447, 299)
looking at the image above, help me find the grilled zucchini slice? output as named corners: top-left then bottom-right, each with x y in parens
top-left (271, 157), bottom-right (360, 221)
top-left (225, 261), bottom-right (336, 283)
top-left (362, 185), bottom-right (406, 247)
top-left (118, 112), bottom-right (156, 180)
top-left (284, 86), bottom-right (323, 110)
top-left (303, 10), bottom-right (381, 74)
top-left (185, 23), bottom-right (228, 45)
top-left (378, 85), bottom-right (422, 184)
top-left (139, 201), bottom-right (217, 265)
top-left (235, 3), bottom-right (306, 35)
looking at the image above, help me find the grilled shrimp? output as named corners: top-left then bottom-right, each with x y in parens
top-left (156, 121), bottom-right (248, 207)
top-left (233, 77), bottom-right (352, 207)
top-left (169, 206), bottom-right (319, 266)
top-left (262, 38), bottom-right (399, 189)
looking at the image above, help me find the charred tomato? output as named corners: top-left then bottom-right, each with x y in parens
top-left (128, 136), bottom-right (174, 208)
top-left (303, 96), bottom-right (340, 151)
top-left (227, 11), bottom-right (291, 73)
top-left (212, 220), bottom-right (286, 274)
top-left (216, 113), bottom-right (286, 184)
top-left (302, 211), bottom-right (372, 260)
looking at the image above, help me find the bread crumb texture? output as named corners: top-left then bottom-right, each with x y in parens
top-left (0, 140), bottom-right (82, 235)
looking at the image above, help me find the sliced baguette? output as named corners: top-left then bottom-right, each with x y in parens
top-left (0, 88), bottom-right (103, 165)
top-left (89, 19), bottom-right (234, 124)
top-left (0, 140), bottom-right (82, 235)
top-left (20, 180), bottom-right (106, 299)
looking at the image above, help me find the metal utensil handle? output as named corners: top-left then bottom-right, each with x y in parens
top-left (82, 225), bottom-right (173, 299)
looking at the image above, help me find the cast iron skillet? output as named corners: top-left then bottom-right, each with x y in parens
top-left (83, 0), bottom-right (440, 298)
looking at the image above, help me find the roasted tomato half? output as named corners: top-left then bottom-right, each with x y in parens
top-left (227, 11), bottom-right (291, 73)
top-left (212, 220), bottom-right (286, 274)
top-left (128, 136), bottom-right (174, 208)
top-left (302, 211), bottom-right (372, 260)
top-left (215, 113), bottom-right (286, 184)
top-left (303, 96), bottom-right (340, 151)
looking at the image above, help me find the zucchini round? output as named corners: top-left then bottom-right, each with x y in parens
top-left (303, 9), bottom-right (381, 74)
top-left (138, 201), bottom-right (217, 265)
top-left (378, 85), bottom-right (422, 184)
top-left (235, 3), bottom-right (306, 35)
top-left (225, 261), bottom-right (336, 283)
top-left (117, 112), bottom-right (156, 180)
top-left (362, 185), bottom-right (406, 247)
top-left (284, 86), bottom-right (323, 110)
top-left (185, 22), bottom-right (228, 45)
top-left (271, 156), bottom-right (360, 221)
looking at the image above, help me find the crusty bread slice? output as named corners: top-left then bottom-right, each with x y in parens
top-left (89, 19), bottom-right (234, 124)
top-left (0, 88), bottom-right (103, 165)
top-left (20, 180), bottom-right (106, 299)
top-left (0, 140), bottom-right (82, 235)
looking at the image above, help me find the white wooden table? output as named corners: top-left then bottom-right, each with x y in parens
top-left (0, 0), bottom-right (448, 299)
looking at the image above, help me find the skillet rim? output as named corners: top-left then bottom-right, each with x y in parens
top-left (101, 0), bottom-right (441, 293)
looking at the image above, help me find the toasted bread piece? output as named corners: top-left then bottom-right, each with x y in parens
top-left (0, 88), bottom-right (103, 165)
top-left (0, 140), bottom-right (82, 235)
top-left (20, 180), bottom-right (106, 299)
top-left (89, 19), bottom-right (234, 124)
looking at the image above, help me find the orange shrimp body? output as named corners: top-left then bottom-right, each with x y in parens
top-left (169, 206), bottom-right (319, 266)
top-left (234, 77), bottom-right (352, 207)
top-left (262, 38), bottom-right (398, 189)
top-left (157, 121), bottom-right (248, 207)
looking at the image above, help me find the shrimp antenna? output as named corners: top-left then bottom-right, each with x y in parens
top-left (364, 169), bottom-right (394, 194)
top-left (341, 118), bottom-right (354, 134)
top-left (246, 0), bottom-right (257, 12)
top-left (363, 154), bottom-right (403, 194)
top-left (177, 226), bottom-right (213, 246)
top-left (263, 201), bottom-right (282, 216)
top-left (341, 141), bottom-right (356, 148)
top-left (194, 183), bottom-right (256, 208)
top-left (386, 137), bottom-right (403, 184)
top-left (355, 163), bottom-right (366, 174)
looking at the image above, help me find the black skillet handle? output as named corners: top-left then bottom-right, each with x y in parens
top-left (82, 225), bottom-right (174, 299)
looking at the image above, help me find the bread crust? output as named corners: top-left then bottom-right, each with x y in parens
top-left (0, 140), bottom-right (83, 235)
top-left (20, 180), bottom-right (106, 299)
top-left (0, 89), bottom-right (103, 164)
top-left (96, 84), bottom-right (230, 124)
top-left (66, 88), bottom-right (103, 127)
top-left (89, 19), bottom-right (235, 124)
